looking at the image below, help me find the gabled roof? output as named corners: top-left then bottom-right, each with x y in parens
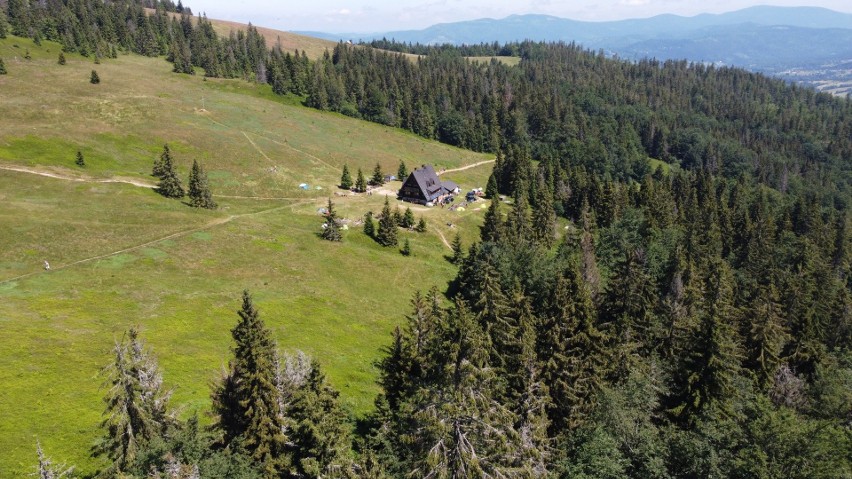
top-left (442, 180), bottom-right (459, 194)
top-left (409, 165), bottom-right (443, 201)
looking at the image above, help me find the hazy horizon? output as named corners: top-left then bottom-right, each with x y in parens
top-left (186, 1), bottom-right (852, 34)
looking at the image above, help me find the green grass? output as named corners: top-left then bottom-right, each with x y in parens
top-left (0, 35), bottom-right (495, 477)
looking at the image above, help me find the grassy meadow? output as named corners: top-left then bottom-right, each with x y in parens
top-left (0, 35), bottom-right (493, 476)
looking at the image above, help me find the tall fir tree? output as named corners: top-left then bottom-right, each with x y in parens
top-left (155, 152), bottom-right (185, 199)
top-left (94, 328), bottom-right (173, 475)
top-left (286, 360), bottom-right (353, 477)
top-left (397, 160), bottom-right (408, 180)
top-left (320, 198), bottom-right (342, 241)
top-left (187, 160), bottom-right (216, 209)
top-left (363, 211), bottom-right (375, 237)
top-left (376, 196), bottom-right (398, 247)
top-left (75, 150), bottom-right (85, 167)
top-left (152, 144), bottom-right (171, 178)
top-left (340, 164), bottom-right (352, 190)
top-left (355, 168), bottom-right (367, 193)
top-left (668, 259), bottom-right (741, 424)
top-left (531, 182), bottom-right (557, 248)
top-left (370, 163), bottom-right (384, 186)
top-left (481, 199), bottom-right (504, 243)
top-left (211, 291), bottom-right (289, 477)
top-left (450, 232), bottom-right (464, 264)
top-left (485, 170), bottom-right (499, 199)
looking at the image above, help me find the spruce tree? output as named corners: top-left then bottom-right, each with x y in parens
top-left (668, 259), bottom-right (740, 424)
top-left (152, 144), bottom-right (171, 178)
top-left (75, 150), bottom-right (85, 167)
top-left (340, 164), bottom-right (352, 190)
top-left (155, 152), bottom-right (184, 199)
top-left (211, 290), bottom-right (289, 476)
top-left (401, 206), bottom-right (415, 229)
top-left (406, 300), bottom-right (520, 478)
top-left (376, 197), bottom-right (398, 247)
top-left (58, 52), bottom-right (66, 65)
top-left (401, 238), bottom-right (411, 256)
top-left (481, 199), bottom-right (504, 243)
top-left (485, 170), bottom-right (499, 199)
top-left (363, 211), bottom-right (375, 237)
top-left (286, 359), bottom-right (353, 477)
top-left (370, 162), bottom-right (384, 186)
top-left (415, 216), bottom-right (427, 233)
top-left (321, 198), bottom-right (342, 241)
top-left (355, 168), bottom-right (367, 193)
top-left (450, 232), bottom-right (464, 264)
top-left (187, 160), bottom-right (216, 209)
top-left (532, 183), bottom-right (557, 248)
top-left (90, 69), bottom-right (100, 84)
top-left (397, 160), bottom-right (408, 180)
top-left (95, 328), bottom-right (173, 475)
top-left (0, 58), bottom-right (6, 75)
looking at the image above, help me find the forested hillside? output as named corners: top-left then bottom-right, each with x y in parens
top-left (3, 0), bottom-right (850, 477)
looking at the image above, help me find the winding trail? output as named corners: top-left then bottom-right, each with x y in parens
top-left (434, 228), bottom-right (452, 250)
top-left (0, 201), bottom-right (304, 285)
top-left (0, 164), bottom-right (155, 188)
top-left (438, 159), bottom-right (495, 175)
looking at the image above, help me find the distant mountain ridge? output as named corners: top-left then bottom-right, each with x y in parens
top-left (296, 6), bottom-right (852, 95)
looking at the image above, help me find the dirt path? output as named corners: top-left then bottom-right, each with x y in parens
top-left (438, 159), bottom-right (495, 175)
top-left (0, 201), bottom-right (304, 285)
top-left (435, 228), bottom-right (452, 250)
top-left (0, 164), bottom-right (155, 188)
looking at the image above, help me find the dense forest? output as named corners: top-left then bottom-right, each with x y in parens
top-left (4, 0), bottom-right (851, 477)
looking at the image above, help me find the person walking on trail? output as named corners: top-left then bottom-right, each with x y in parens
top-left (43, 260), bottom-right (50, 270)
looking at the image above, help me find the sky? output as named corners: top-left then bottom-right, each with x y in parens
top-left (189, 0), bottom-right (852, 33)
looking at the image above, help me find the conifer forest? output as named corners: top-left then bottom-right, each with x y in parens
top-left (4, 0), bottom-right (851, 477)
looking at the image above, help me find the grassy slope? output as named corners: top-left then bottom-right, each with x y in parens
top-left (0, 35), bottom-right (492, 476)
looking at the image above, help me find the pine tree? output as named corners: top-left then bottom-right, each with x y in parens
top-left (340, 164), bottom-right (352, 190)
top-left (211, 291), bottom-right (289, 477)
top-left (155, 152), bottom-right (185, 199)
top-left (363, 211), bottom-right (375, 237)
top-left (370, 162), bottom-right (384, 186)
top-left (485, 170), bottom-right (499, 199)
top-left (668, 259), bottom-right (741, 424)
top-left (75, 150), bottom-right (85, 167)
top-left (401, 238), bottom-right (411, 256)
top-left (90, 69), bottom-right (100, 84)
top-left (481, 199), bottom-right (504, 243)
top-left (287, 360), bottom-right (353, 477)
top-left (57, 52), bottom-right (66, 65)
top-left (401, 207), bottom-right (415, 229)
top-left (376, 197), bottom-right (398, 247)
top-left (532, 182), bottom-right (557, 248)
top-left (355, 168), bottom-right (367, 193)
top-left (321, 198), bottom-right (342, 241)
top-left (152, 144), bottom-right (171, 178)
top-left (415, 216), bottom-right (427, 233)
top-left (187, 160), bottom-right (216, 209)
top-left (0, 58), bottom-right (7, 75)
top-left (450, 232), bottom-right (464, 264)
top-left (95, 328), bottom-right (173, 474)
top-left (188, 160), bottom-right (216, 210)
top-left (406, 300), bottom-right (520, 478)
top-left (397, 160), bottom-right (408, 180)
